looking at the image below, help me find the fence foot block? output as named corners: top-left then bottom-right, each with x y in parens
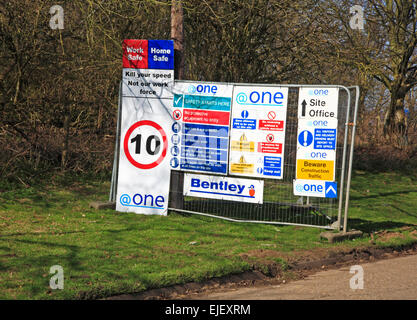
top-left (320, 230), bottom-right (363, 243)
top-left (89, 201), bottom-right (116, 210)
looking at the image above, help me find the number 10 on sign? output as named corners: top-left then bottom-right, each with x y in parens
top-left (123, 120), bottom-right (168, 170)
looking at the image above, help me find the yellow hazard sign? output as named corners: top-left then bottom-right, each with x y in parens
top-left (230, 155), bottom-right (254, 174)
top-left (230, 133), bottom-right (255, 152)
top-left (231, 141), bottom-right (255, 152)
top-left (296, 159), bottom-right (335, 181)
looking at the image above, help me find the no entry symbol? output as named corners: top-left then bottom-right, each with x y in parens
top-left (267, 111), bottom-right (276, 120)
top-left (266, 134), bottom-right (274, 142)
top-left (173, 109), bottom-right (182, 120)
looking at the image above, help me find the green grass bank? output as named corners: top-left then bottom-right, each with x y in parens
top-left (1, 169), bottom-right (416, 299)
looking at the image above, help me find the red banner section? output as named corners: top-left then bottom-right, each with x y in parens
top-left (183, 109), bottom-right (230, 126)
top-left (257, 142), bottom-right (282, 154)
top-left (122, 39), bottom-right (148, 69)
top-left (258, 120), bottom-right (284, 131)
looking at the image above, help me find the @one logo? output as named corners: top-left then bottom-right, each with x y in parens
top-left (120, 194), bottom-right (132, 205)
top-left (120, 193), bottom-right (165, 209)
top-left (236, 92), bottom-right (248, 104)
top-left (308, 89), bottom-right (329, 96)
top-left (188, 84), bottom-right (218, 94)
top-left (236, 90), bottom-right (284, 106)
top-left (295, 184), bottom-right (304, 192)
top-left (296, 182), bottom-right (324, 194)
top-left (188, 85), bottom-right (196, 93)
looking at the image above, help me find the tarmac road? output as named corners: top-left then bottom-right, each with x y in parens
top-left (192, 254), bottom-right (417, 300)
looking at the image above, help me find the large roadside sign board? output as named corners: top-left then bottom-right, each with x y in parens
top-left (294, 87), bottom-right (339, 198)
top-left (229, 86), bottom-right (289, 179)
top-left (116, 53), bottom-right (343, 213)
top-left (116, 39), bottom-right (174, 215)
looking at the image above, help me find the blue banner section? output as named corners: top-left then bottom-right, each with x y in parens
top-left (182, 135), bottom-right (229, 149)
top-left (183, 95), bottom-right (231, 111)
top-left (263, 156), bottom-right (282, 176)
top-left (232, 118), bottom-right (257, 130)
top-left (314, 129), bottom-right (336, 150)
top-left (183, 123), bottom-right (229, 138)
top-left (181, 147), bottom-right (228, 162)
top-left (263, 167), bottom-right (281, 176)
top-left (180, 159), bottom-right (227, 174)
top-left (325, 181), bottom-right (337, 198)
top-left (147, 40), bottom-right (174, 70)
top-left (264, 156), bottom-right (282, 168)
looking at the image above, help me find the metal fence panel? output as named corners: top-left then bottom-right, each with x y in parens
top-left (168, 82), bottom-right (358, 230)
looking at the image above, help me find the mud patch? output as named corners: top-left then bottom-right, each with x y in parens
top-left (374, 230), bottom-right (406, 242)
top-left (107, 271), bottom-right (271, 300)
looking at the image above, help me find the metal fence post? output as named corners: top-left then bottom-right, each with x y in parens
top-left (336, 87), bottom-right (352, 230)
top-left (343, 86), bottom-right (360, 232)
top-left (109, 81), bottom-right (123, 202)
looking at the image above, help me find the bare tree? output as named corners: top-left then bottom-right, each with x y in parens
top-left (171, 0), bottom-right (185, 79)
top-left (324, 0), bottom-right (417, 140)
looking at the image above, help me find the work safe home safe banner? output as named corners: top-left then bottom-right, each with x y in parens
top-left (116, 39), bottom-right (174, 215)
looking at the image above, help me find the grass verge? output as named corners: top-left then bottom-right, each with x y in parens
top-left (1, 169), bottom-right (416, 299)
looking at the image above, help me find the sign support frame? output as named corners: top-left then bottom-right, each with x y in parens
top-left (167, 81), bottom-right (356, 231)
top-left (109, 81), bottom-right (123, 203)
top-left (108, 78), bottom-right (358, 231)
top-left (342, 86), bottom-right (360, 233)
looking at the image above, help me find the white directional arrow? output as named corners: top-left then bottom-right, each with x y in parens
top-left (326, 185), bottom-right (336, 195)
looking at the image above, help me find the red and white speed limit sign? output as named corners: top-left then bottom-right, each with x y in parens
top-left (123, 120), bottom-right (168, 169)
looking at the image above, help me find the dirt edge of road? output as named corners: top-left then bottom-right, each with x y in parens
top-left (106, 241), bottom-right (417, 300)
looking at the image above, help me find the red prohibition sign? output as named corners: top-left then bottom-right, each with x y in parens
top-left (173, 109), bottom-right (182, 120)
top-left (123, 120), bottom-right (168, 169)
top-left (267, 111), bottom-right (276, 120)
top-left (266, 134), bottom-right (274, 142)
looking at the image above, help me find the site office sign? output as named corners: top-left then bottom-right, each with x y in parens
top-left (116, 39), bottom-right (174, 215)
top-left (298, 87), bottom-right (339, 120)
top-left (294, 87), bottom-right (339, 198)
top-left (295, 118), bottom-right (337, 181)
